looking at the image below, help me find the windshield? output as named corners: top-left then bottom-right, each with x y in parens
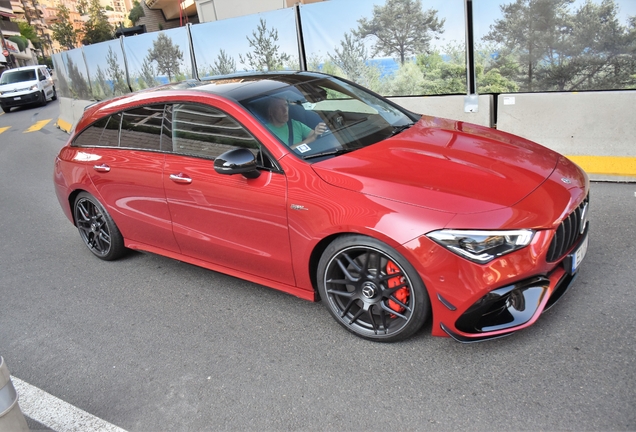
top-left (0, 70), bottom-right (37, 85)
top-left (239, 77), bottom-right (417, 161)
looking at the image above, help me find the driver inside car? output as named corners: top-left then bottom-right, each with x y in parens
top-left (264, 97), bottom-right (328, 150)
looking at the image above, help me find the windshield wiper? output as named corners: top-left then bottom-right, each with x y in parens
top-left (390, 122), bottom-right (416, 136)
top-left (302, 148), bottom-right (357, 160)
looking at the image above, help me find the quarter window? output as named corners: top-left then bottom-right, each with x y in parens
top-left (72, 116), bottom-right (112, 147)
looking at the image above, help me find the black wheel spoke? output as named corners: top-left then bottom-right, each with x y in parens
top-left (326, 278), bottom-right (351, 286)
top-left (380, 302), bottom-right (408, 320)
top-left (367, 306), bottom-right (380, 334)
top-left (336, 257), bottom-right (359, 282)
top-left (341, 298), bottom-right (355, 318)
top-left (387, 296), bottom-right (411, 313)
top-left (342, 252), bottom-right (362, 273)
top-left (348, 307), bottom-right (365, 325)
top-left (327, 288), bottom-right (354, 298)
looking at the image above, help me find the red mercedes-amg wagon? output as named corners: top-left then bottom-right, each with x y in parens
top-left (54, 72), bottom-right (589, 342)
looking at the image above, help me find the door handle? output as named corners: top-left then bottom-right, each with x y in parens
top-left (93, 164), bottom-right (110, 172)
top-left (169, 173), bottom-right (192, 184)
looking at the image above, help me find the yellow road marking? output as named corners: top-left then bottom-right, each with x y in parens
top-left (24, 119), bottom-right (52, 133)
top-left (0, 126), bottom-right (10, 134)
top-left (567, 155), bottom-right (636, 177)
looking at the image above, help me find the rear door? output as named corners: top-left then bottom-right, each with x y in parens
top-left (80, 105), bottom-right (180, 253)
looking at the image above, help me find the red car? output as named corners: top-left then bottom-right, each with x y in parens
top-left (53, 72), bottom-right (589, 342)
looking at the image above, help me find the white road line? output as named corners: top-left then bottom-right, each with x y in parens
top-left (11, 377), bottom-right (127, 432)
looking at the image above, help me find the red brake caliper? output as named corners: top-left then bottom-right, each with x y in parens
top-left (386, 261), bottom-right (409, 316)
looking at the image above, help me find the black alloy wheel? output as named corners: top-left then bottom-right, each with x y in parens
top-left (73, 192), bottom-right (125, 261)
top-left (317, 235), bottom-right (429, 342)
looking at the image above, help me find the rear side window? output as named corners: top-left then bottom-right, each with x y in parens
top-left (171, 103), bottom-right (259, 159)
top-left (119, 105), bottom-right (164, 151)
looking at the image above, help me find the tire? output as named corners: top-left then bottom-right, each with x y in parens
top-left (317, 235), bottom-right (429, 342)
top-left (51, 86), bottom-right (57, 101)
top-left (73, 192), bottom-right (126, 261)
top-left (39, 91), bottom-right (47, 106)
top-left (1, 106), bottom-right (9, 113)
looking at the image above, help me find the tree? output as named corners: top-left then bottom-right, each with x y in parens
top-left (209, 49), bottom-right (236, 75)
top-left (328, 31), bottom-right (380, 90)
top-left (484, 0), bottom-right (573, 91)
top-left (239, 18), bottom-right (291, 71)
top-left (484, 0), bottom-right (635, 91)
top-left (106, 46), bottom-right (129, 95)
top-left (18, 22), bottom-right (40, 50)
top-left (355, 0), bottom-right (445, 65)
top-left (82, 0), bottom-right (113, 45)
top-left (66, 56), bottom-right (91, 99)
top-left (128, 0), bottom-right (144, 25)
top-left (140, 56), bottom-right (157, 88)
top-left (51, 3), bottom-right (77, 50)
top-left (147, 32), bottom-right (183, 82)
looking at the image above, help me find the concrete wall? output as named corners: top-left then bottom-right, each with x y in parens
top-left (389, 94), bottom-right (493, 128)
top-left (496, 91), bottom-right (636, 157)
top-left (496, 91), bottom-right (636, 181)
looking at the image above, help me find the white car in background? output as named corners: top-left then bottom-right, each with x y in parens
top-left (0, 65), bottom-right (56, 113)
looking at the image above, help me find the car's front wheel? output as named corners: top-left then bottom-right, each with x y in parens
top-left (51, 86), bottom-right (57, 101)
top-left (1, 106), bottom-right (9, 113)
top-left (73, 192), bottom-right (126, 260)
top-left (317, 235), bottom-right (429, 342)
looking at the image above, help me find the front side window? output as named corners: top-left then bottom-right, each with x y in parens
top-left (240, 76), bottom-right (417, 161)
top-left (171, 103), bottom-right (259, 160)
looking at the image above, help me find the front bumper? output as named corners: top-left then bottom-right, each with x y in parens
top-left (0, 91), bottom-right (40, 108)
top-left (402, 220), bottom-right (589, 343)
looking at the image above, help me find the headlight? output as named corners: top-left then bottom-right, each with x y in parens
top-left (426, 229), bottom-right (535, 263)
top-left (30, 84), bottom-right (38, 91)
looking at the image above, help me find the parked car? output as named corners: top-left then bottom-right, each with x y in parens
top-left (53, 72), bottom-right (589, 342)
top-left (0, 65), bottom-right (56, 113)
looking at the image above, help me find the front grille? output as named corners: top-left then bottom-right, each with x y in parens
top-left (546, 194), bottom-right (589, 262)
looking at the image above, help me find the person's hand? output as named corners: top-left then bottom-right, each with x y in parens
top-left (314, 122), bottom-right (328, 135)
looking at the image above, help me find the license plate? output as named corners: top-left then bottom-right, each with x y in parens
top-left (570, 234), bottom-right (589, 273)
top-left (14, 96), bottom-right (21, 100)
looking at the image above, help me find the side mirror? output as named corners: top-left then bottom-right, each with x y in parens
top-left (214, 148), bottom-right (260, 179)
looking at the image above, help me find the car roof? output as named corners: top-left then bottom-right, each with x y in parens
top-left (144, 71), bottom-right (329, 103)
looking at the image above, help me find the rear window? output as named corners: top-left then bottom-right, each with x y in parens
top-left (0, 70), bottom-right (37, 85)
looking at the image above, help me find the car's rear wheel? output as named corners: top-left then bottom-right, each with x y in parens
top-left (317, 235), bottom-right (429, 342)
top-left (73, 192), bottom-right (126, 261)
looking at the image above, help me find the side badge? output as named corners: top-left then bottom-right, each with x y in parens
top-left (561, 178), bottom-right (572, 184)
top-left (290, 204), bottom-right (308, 211)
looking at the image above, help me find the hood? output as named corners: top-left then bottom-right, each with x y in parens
top-left (0, 80), bottom-right (38, 93)
top-left (312, 116), bottom-right (560, 214)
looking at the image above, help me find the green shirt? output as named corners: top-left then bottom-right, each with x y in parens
top-left (267, 120), bottom-right (312, 146)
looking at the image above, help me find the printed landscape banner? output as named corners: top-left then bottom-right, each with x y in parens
top-left (51, 0), bottom-right (636, 101)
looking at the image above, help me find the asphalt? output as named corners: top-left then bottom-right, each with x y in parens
top-left (0, 102), bottom-right (634, 431)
